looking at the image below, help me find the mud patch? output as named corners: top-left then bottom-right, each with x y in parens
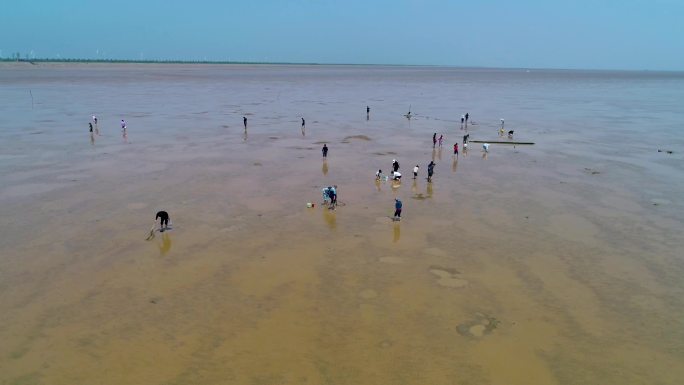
top-left (456, 313), bottom-right (500, 338)
top-left (342, 135), bottom-right (371, 142)
top-left (429, 266), bottom-right (468, 288)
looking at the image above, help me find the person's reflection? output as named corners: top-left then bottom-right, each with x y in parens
top-left (452, 158), bottom-right (458, 173)
top-left (437, 147), bottom-right (442, 161)
top-left (411, 179), bottom-right (417, 194)
top-left (243, 128), bottom-right (248, 142)
top-left (426, 181), bottom-right (433, 198)
top-left (393, 222), bottom-right (401, 243)
top-left (482, 151), bottom-right (488, 160)
top-left (90, 132), bottom-right (95, 146)
top-left (158, 233), bottom-right (172, 256)
top-left (322, 160), bottom-right (328, 175)
top-left (432, 148), bottom-right (437, 162)
top-left (323, 209), bottom-right (336, 230)
top-left (301, 127), bottom-right (306, 137)
top-left (375, 179), bottom-right (382, 192)
top-left (122, 129), bottom-right (128, 144)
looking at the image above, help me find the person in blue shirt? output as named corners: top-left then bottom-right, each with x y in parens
top-left (394, 199), bottom-right (402, 220)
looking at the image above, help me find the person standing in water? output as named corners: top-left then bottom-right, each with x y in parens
top-left (243, 116), bottom-right (247, 129)
top-left (453, 143), bottom-right (459, 159)
top-left (322, 143), bottom-right (328, 158)
top-left (366, 106), bottom-right (370, 119)
top-left (155, 210), bottom-right (170, 231)
top-left (413, 165), bottom-right (419, 179)
top-left (438, 134), bottom-right (444, 147)
top-left (427, 161), bottom-right (435, 183)
top-left (392, 159), bottom-right (400, 173)
top-left (120, 119), bottom-right (127, 130)
top-left (394, 198), bottom-right (402, 221)
top-left (465, 113), bottom-right (469, 125)
top-left (302, 118), bottom-right (305, 129)
top-left (89, 122), bottom-right (93, 133)
top-left (432, 133), bottom-right (437, 148)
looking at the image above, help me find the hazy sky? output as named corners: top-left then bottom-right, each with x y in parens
top-left (1, 0), bottom-right (682, 70)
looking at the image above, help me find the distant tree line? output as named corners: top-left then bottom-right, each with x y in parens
top-left (0, 57), bottom-right (319, 65)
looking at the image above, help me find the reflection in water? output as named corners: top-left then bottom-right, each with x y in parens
top-left (301, 127), bottom-right (306, 136)
top-left (426, 182), bottom-right (433, 198)
top-left (243, 129), bottom-right (248, 142)
top-left (122, 129), bottom-right (128, 144)
top-left (452, 158), bottom-right (458, 173)
top-left (393, 222), bottom-right (400, 242)
top-left (158, 233), bottom-right (172, 256)
top-left (374, 179), bottom-right (382, 191)
top-left (323, 209), bottom-right (336, 230)
top-left (90, 133), bottom-right (95, 146)
top-left (432, 148), bottom-right (436, 161)
top-left (411, 179), bottom-right (417, 194)
top-left (482, 151), bottom-right (488, 160)
top-left (437, 147), bottom-right (442, 161)
top-left (322, 160), bottom-right (328, 175)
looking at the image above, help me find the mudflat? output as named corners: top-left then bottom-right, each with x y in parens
top-left (1, 63), bottom-right (683, 385)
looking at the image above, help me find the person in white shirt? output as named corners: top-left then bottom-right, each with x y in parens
top-left (413, 165), bottom-right (419, 179)
top-left (391, 171), bottom-right (402, 180)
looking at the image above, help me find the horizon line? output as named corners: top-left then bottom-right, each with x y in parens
top-left (0, 57), bottom-right (681, 73)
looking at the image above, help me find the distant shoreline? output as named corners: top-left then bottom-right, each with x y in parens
top-left (0, 58), bottom-right (681, 73)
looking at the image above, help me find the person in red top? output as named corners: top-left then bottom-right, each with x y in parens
top-left (453, 143), bottom-right (459, 158)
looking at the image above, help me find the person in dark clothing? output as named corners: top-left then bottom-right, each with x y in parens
top-left (302, 118), bottom-right (305, 128)
top-left (322, 143), bottom-right (328, 158)
top-left (433, 133), bottom-right (437, 148)
top-left (243, 117), bottom-right (247, 129)
top-left (392, 159), bottom-right (400, 173)
top-left (89, 122), bottom-right (93, 133)
top-left (394, 199), bottom-right (402, 220)
top-left (155, 211), bottom-right (170, 231)
top-left (463, 134), bottom-right (469, 144)
top-left (465, 113), bottom-right (469, 124)
top-left (427, 161), bottom-right (435, 183)
top-left (366, 106), bottom-right (370, 119)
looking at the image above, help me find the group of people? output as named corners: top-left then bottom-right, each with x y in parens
top-left (148, 109), bottom-right (506, 231)
top-left (87, 115), bottom-right (127, 133)
top-left (460, 112), bottom-right (470, 127)
top-left (432, 133), bottom-right (444, 148)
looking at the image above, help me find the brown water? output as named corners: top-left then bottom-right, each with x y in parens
top-left (1, 63), bottom-right (683, 384)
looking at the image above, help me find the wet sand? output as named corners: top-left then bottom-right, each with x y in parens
top-left (1, 63), bottom-right (684, 384)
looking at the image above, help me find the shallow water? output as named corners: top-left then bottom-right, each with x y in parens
top-left (1, 63), bottom-right (683, 384)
